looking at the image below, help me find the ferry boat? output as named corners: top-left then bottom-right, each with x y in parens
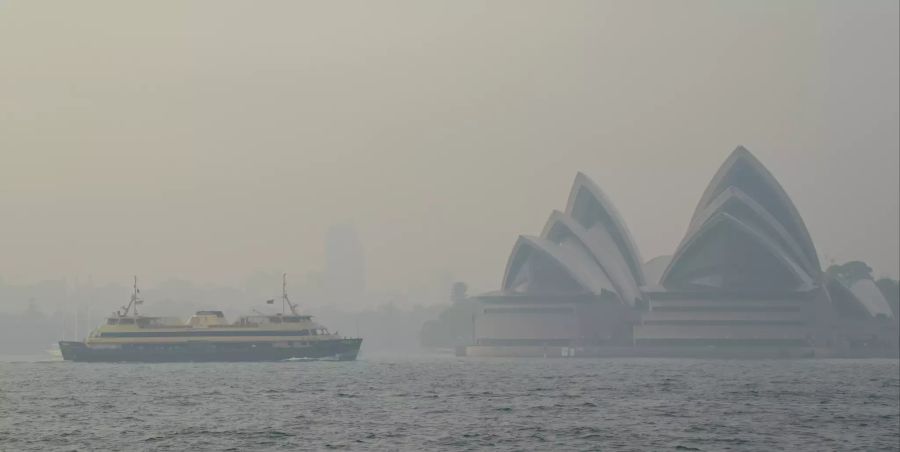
top-left (59, 276), bottom-right (362, 362)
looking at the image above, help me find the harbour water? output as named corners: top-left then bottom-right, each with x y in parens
top-left (0, 356), bottom-right (897, 451)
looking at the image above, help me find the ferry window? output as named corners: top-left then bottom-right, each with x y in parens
top-left (107, 319), bottom-right (118, 325)
top-left (119, 319), bottom-right (135, 324)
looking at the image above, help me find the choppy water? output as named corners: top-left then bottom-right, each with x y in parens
top-left (0, 356), bottom-right (897, 451)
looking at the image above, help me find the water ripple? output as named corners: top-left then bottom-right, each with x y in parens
top-left (0, 357), bottom-right (897, 451)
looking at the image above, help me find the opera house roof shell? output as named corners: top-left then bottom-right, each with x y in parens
top-left (486, 145), bottom-right (891, 323)
top-left (496, 146), bottom-right (827, 302)
top-left (827, 275), bottom-right (895, 320)
top-left (849, 279), bottom-right (895, 319)
top-left (471, 146), bottom-right (896, 357)
top-left (660, 147), bottom-right (821, 293)
top-left (500, 173), bottom-right (645, 305)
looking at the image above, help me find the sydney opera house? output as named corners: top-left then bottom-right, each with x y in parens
top-left (467, 147), bottom-right (897, 358)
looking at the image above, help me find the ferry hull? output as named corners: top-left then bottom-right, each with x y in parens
top-left (59, 338), bottom-right (362, 363)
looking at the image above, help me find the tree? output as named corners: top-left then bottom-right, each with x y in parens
top-left (419, 294), bottom-right (478, 349)
top-left (826, 261), bottom-right (873, 285)
top-left (450, 281), bottom-right (468, 303)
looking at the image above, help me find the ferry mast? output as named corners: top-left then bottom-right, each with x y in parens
top-left (120, 276), bottom-right (143, 317)
top-left (282, 273), bottom-right (299, 315)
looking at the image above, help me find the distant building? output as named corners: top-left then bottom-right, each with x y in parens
top-left (467, 146), bottom-right (897, 358)
top-left (324, 224), bottom-right (366, 307)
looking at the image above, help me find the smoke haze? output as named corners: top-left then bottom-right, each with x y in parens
top-left (1, 0), bottom-right (897, 297)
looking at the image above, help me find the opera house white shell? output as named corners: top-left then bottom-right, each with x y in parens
top-left (467, 147), bottom-right (898, 358)
top-left (850, 279), bottom-right (894, 319)
top-left (471, 173), bottom-right (644, 354)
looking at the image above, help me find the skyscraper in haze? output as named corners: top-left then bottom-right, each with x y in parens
top-left (324, 224), bottom-right (366, 307)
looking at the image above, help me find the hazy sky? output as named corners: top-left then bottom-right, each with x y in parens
top-left (1, 1), bottom-right (898, 295)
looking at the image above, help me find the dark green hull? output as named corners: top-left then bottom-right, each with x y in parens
top-left (59, 338), bottom-right (362, 362)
